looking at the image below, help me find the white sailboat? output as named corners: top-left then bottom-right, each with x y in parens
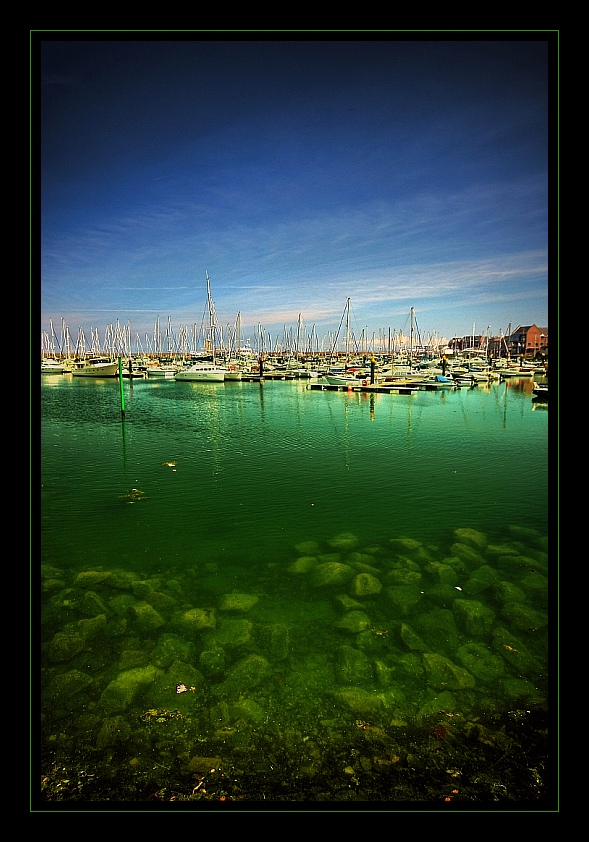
top-left (321, 299), bottom-right (362, 387)
top-left (175, 274), bottom-right (227, 383)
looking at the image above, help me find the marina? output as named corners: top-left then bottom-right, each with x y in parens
top-left (38, 370), bottom-right (552, 803)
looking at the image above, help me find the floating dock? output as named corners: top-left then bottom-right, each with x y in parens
top-left (309, 382), bottom-right (417, 395)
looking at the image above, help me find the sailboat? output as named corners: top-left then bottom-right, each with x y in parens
top-left (321, 299), bottom-right (363, 387)
top-left (175, 274), bottom-right (227, 382)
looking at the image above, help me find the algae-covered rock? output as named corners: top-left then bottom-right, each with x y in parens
top-left (453, 599), bottom-right (495, 637)
top-left (98, 665), bottom-right (161, 714)
top-left (422, 653), bottom-right (476, 691)
top-left (44, 669), bottom-right (93, 703)
top-left (288, 556), bottom-right (318, 573)
top-left (176, 607), bottom-right (217, 633)
top-left (150, 633), bottom-right (197, 669)
top-left (456, 642), bottom-right (505, 683)
top-left (310, 562), bottom-right (355, 587)
top-left (336, 645), bottom-right (374, 685)
top-left (211, 654), bottom-right (271, 700)
top-left (219, 593), bottom-right (259, 612)
top-left (453, 528), bottom-right (488, 550)
top-left (333, 610), bottom-right (371, 634)
top-left (327, 532), bottom-right (359, 551)
top-left (333, 687), bottom-right (385, 715)
top-left (350, 572), bottom-right (382, 597)
top-left (131, 601), bottom-right (165, 632)
top-left (385, 585), bottom-right (423, 616)
top-left (48, 631), bottom-right (86, 663)
top-left (212, 617), bottom-right (253, 648)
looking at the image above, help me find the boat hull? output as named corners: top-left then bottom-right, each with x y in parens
top-left (72, 361), bottom-right (119, 377)
top-left (175, 365), bottom-right (226, 382)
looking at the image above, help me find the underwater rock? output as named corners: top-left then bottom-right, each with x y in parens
top-left (131, 601), bottom-right (166, 632)
top-left (453, 527), bottom-right (488, 550)
top-left (108, 593), bottom-right (137, 617)
top-left (230, 698), bottom-right (267, 724)
top-left (492, 580), bottom-right (527, 604)
top-left (150, 633), bottom-right (197, 668)
top-left (333, 686), bottom-right (385, 715)
top-left (453, 599), bottom-right (495, 637)
top-left (48, 631), bottom-right (86, 663)
top-left (44, 669), bottom-right (93, 703)
top-left (295, 540), bottom-right (321, 555)
top-left (218, 593), bottom-right (260, 612)
top-left (336, 644), bottom-right (374, 684)
top-left (288, 555), bottom-right (318, 573)
top-left (96, 716), bottom-right (133, 749)
top-left (500, 601), bottom-right (548, 632)
top-left (385, 568), bottom-right (423, 585)
top-left (118, 649), bottom-right (150, 671)
top-left (385, 584), bottom-right (423, 617)
top-left (350, 572), bottom-right (382, 597)
top-left (416, 690), bottom-right (457, 721)
top-left (74, 570), bottom-right (113, 587)
top-left (492, 627), bottom-right (544, 678)
top-left (212, 617), bottom-right (254, 648)
top-left (80, 590), bottom-right (111, 618)
top-left (423, 561), bottom-right (459, 586)
top-left (199, 640), bottom-right (226, 678)
top-left (462, 564), bottom-right (501, 596)
top-left (389, 537), bottom-right (422, 551)
top-left (450, 542), bottom-right (485, 568)
top-left (255, 623), bottom-right (290, 661)
top-left (456, 642), bottom-right (505, 683)
top-left (310, 562), bottom-right (355, 587)
top-left (399, 622), bottom-right (429, 652)
top-left (333, 610), bottom-right (372, 633)
top-left (77, 614), bottom-right (107, 643)
top-left (422, 653), bottom-right (476, 691)
top-left (327, 532), bottom-right (359, 551)
top-left (211, 653), bottom-right (271, 700)
top-left (347, 552), bottom-right (382, 572)
top-left (413, 608), bottom-right (461, 656)
top-left (335, 593), bottom-right (365, 612)
top-left (99, 665), bottom-right (161, 714)
top-left (176, 607), bottom-right (217, 633)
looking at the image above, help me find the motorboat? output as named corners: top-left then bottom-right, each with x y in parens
top-left (71, 358), bottom-right (119, 377)
top-left (532, 381), bottom-right (548, 400)
top-left (174, 363), bottom-right (226, 382)
top-left (41, 358), bottom-right (67, 374)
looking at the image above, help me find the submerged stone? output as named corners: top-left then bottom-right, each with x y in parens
top-left (336, 644), bottom-right (374, 685)
top-left (350, 572), bottom-right (382, 597)
top-left (99, 665), bottom-right (161, 714)
top-left (310, 562), bottom-right (355, 587)
top-left (453, 527), bottom-right (488, 550)
top-left (453, 599), bottom-right (495, 637)
top-left (288, 555), bottom-right (318, 573)
top-left (333, 610), bottom-right (371, 634)
top-left (218, 593), bottom-right (259, 612)
top-left (422, 653), bottom-right (476, 691)
top-left (327, 532), bottom-right (359, 551)
top-left (211, 654), bottom-right (271, 700)
top-left (456, 642), bottom-right (505, 683)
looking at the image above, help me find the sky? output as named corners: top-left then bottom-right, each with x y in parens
top-left (37, 34), bottom-right (555, 355)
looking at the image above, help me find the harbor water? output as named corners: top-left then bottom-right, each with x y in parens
top-left (37, 373), bottom-right (553, 805)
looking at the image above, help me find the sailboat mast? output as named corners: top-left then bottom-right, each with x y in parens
top-left (410, 307), bottom-right (415, 366)
top-left (206, 272), bottom-right (216, 363)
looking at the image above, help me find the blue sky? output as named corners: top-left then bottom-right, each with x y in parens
top-left (38, 35), bottom-right (554, 354)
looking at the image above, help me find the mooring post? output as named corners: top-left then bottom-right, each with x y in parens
top-left (118, 357), bottom-right (125, 416)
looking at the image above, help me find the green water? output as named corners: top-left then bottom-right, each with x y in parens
top-left (37, 375), bottom-right (552, 804)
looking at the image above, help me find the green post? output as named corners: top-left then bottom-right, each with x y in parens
top-left (118, 357), bottom-right (125, 416)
